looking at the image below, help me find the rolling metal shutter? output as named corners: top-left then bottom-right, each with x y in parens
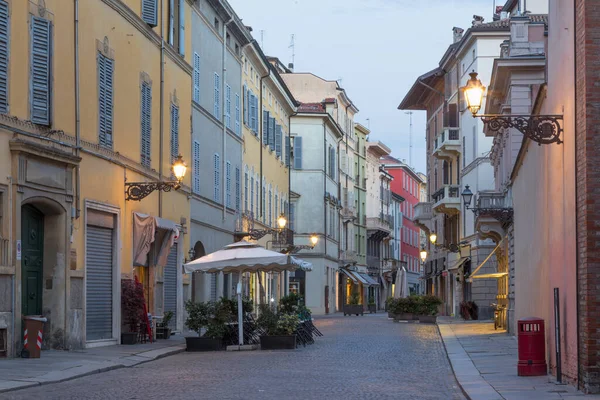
top-left (86, 225), bottom-right (113, 341)
top-left (164, 243), bottom-right (177, 329)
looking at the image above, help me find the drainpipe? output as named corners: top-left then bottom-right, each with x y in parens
top-left (258, 68), bottom-right (269, 220)
top-left (337, 135), bottom-right (342, 259)
top-left (573, 0), bottom-right (580, 389)
top-left (323, 121), bottom-right (327, 257)
top-left (158, 0), bottom-right (165, 218)
top-left (7, 176), bottom-right (13, 355)
top-left (222, 18), bottom-right (233, 220)
top-left (74, 0), bottom-right (81, 220)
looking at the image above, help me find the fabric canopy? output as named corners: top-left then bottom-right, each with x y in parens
top-left (183, 240), bottom-right (312, 274)
top-left (359, 273), bottom-right (380, 287)
top-left (340, 268), bottom-right (358, 284)
top-left (394, 266), bottom-right (409, 298)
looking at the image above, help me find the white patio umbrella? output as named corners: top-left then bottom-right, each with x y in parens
top-left (394, 266), bottom-right (409, 299)
top-left (183, 241), bottom-right (312, 346)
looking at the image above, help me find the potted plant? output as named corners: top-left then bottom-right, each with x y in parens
top-left (184, 300), bottom-right (226, 351)
top-left (392, 297), bottom-right (415, 321)
top-left (343, 291), bottom-right (363, 316)
top-left (386, 297), bottom-right (397, 318)
top-left (257, 305), bottom-right (298, 350)
top-left (367, 295), bottom-right (376, 313)
top-left (156, 311), bottom-right (173, 339)
top-left (121, 279), bottom-right (145, 345)
top-left (417, 294), bottom-right (442, 323)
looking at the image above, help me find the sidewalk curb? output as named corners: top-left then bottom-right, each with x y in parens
top-left (0, 345), bottom-right (185, 394)
top-left (437, 323), bottom-right (503, 400)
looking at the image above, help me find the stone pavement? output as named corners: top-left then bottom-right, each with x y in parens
top-left (5, 313), bottom-right (464, 400)
top-left (438, 319), bottom-right (599, 400)
top-left (0, 335), bottom-right (185, 394)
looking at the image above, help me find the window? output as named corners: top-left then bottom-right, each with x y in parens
top-left (275, 124), bottom-right (282, 159)
top-left (98, 52), bottom-right (114, 147)
top-left (293, 136), bottom-right (302, 169)
top-left (213, 153), bottom-right (220, 202)
top-left (214, 17), bottom-right (219, 31)
top-left (268, 189), bottom-right (272, 226)
top-left (289, 202), bottom-right (296, 232)
top-left (0, 1), bottom-right (9, 114)
top-left (141, 0), bottom-right (158, 26)
top-left (250, 176), bottom-right (254, 215)
top-left (170, 103), bottom-right (179, 163)
top-left (262, 110), bottom-right (269, 145)
top-left (168, 0), bottom-right (184, 56)
top-left (30, 16), bottom-right (52, 125)
top-left (235, 166), bottom-right (240, 211)
top-left (243, 85), bottom-right (248, 125)
top-left (193, 52), bottom-right (200, 103)
top-left (268, 117), bottom-right (275, 151)
top-left (140, 81), bottom-right (152, 167)
top-left (244, 170), bottom-right (248, 212)
top-left (255, 179), bottom-right (259, 217)
top-left (262, 185), bottom-right (266, 223)
top-left (285, 135), bottom-right (290, 167)
top-left (193, 141), bottom-right (200, 194)
top-left (213, 73), bottom-right (220, 119)
top-left (235, 93), bottom-right (240, 135)
top-left (225, 84), bottom-right (231, 128)
top-left (226, 161), bottom-right (231, 208)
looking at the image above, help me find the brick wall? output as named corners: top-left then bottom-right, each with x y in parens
top-left (575, 0), bottom-right (600, 393)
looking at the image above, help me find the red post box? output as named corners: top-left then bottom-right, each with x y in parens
top-left (517, 317), bottom-right (547, 376)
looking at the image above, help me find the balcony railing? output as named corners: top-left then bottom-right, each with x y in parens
top-left (433, 128), bottom-right (461, 159)
top-left (432, 185), bottom-right (461, 214)
top-left (0, 238), bottom-right (8, 266)
top-left (382, 258), bottom-right (399, 271)
top-left (414, 202), bottom-right (433, 221)
top-left (474, 191), bottom-right (514, 228)
top-left (367, 216), bottom-right (391, 233)
top-left (477, 192), bottom-right (508, 209)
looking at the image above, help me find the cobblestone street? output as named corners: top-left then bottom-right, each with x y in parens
top-left (3, 314), bottom-right (464, 400)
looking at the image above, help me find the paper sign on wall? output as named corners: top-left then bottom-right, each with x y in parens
top-left (16, 240), bottom-right (21, 261)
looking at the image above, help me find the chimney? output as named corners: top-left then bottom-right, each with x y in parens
top-left (287, 62), bottom-right (294, 72)
top-left (472, 15), bottom-right (485, 26)
top-left (452, 27), bottom-right (464, 43)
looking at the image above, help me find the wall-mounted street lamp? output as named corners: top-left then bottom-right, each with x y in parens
top-left (428, 232), bottom-right (463, 253)
top-left (249, 213), bottom-right (288, 241)
top-left (461, 71), bottom-right (563, 145)
top-left (420, 248), bottom-right (428, 263)
top-left (126, 155), bottom-right (188, 201)
top-left (287, 233), bottom-right (319, 253)
top-left (461, 185), bottom-right (513, 228)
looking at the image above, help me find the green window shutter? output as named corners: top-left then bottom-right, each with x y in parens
top-left (98, 53), bottom-right (114, 147)
top-left (141, 0), bottom-right (158, 26)
top-left (275, 124), bottom-right (282, 159)
top-left (0, 1), bottom-right (9, 114)
top-left (268, 117), bottom-right (275, 151)
top-left (293, 136), bottom-right (302, 169)
top-left (140, 82), bottom-right (152, 167)
top-left (262, 110), bottom-right (269, 145)
top-left (30, 16), bottom-right (51, 125)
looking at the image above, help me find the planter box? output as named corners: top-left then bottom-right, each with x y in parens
top-left (260, 335), bottom-right (296, 350)
top-left (368, 304), bottom-right (376, 313)
top-left (393, 313), bottom-right (413, 321)
top-left (121, 332), bottom-right (138, 345)
top-left (156, 327), bottom-right (171, 339)
top-left (185, 336), bottom-right (223, 352)
top-left (343, 304), bottom-right (364, 316)
top-left (388, 312), bottom-right (397, 319)
top-left (418, 315), bottom-right (437, 324)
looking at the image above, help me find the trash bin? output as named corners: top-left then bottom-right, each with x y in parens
top-left (23, 316), bottom-right (47, 359)
top-left (517, 317), bottom-right (547, 376)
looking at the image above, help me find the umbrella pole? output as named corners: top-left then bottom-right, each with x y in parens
top-left (237, 272), bottom-right (243, 347)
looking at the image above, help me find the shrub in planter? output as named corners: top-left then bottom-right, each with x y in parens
top-left (368, 295), bottom-right (376, 313)
top-left (386, 298), bottom-right (398, 318)
top-left (184, 300), bottom-right (226, 351)
top-left (121, 279), bottom-right (145, 344)
top-left (156, 310), bottom-right (173, 339)
top-left (257, 305), bottom-right (298, 350)
top-left (344, 291), bottom-right (363, 316)
top-left (418, 295), bottom-right (442, 323)
top-left (392, 297), bottom-right (414, 321)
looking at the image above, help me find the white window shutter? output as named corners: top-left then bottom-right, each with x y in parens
top-left (226, 161), bottom-right (231, 207)
top-left (30, 16), bottom-right (51, 125)
top-left (214, 153), bottom-right (220, 202)
top-left (140, 82), bottom-right (152, 167)
top-left (235, 93), bottom-right (240, 135)
top-left (193, 52), bottom-right (200, 102)
top-left (214, 73), bottom-right (220, 119)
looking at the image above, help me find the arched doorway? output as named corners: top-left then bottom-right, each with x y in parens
top-left (21, 205), bottom-right (44, 316)
top-left (191, 241), bottom-right (206, 302)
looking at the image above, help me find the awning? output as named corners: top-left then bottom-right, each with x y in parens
top-left (449, 257), bottom-right (470, 271)
top-left (349, 271), bottom-right (369, 286)
top-left (467, 237), bottom-right (505, 282)
top-left (360, 273), bottom-right (380, 287)
top-left (133, 212), bottom-right (178, 268)
top-left (470, 272), bottom-right (508, 280)
top-left (340, 269), bottom-right (359, 284)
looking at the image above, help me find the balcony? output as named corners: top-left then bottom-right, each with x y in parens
top-left (432, 184), bottom-right (460, 215)
top-left (433, 128), bottom-right (460, 160)
top-left (382, 258), bottom-right (399, 272)
top-left (367, 215), bottom-right (391, 240)
top-left (340, 250), bottom-right (358, 264)
top-left (341, 206), bottom-right (357, 222)
top-left (474, 191), bottom-right (513, 241)
top-left (414, 202), bottom-right (433, 231)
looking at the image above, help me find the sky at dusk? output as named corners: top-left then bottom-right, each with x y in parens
top-left (228, 0), bottom-right (497, 173)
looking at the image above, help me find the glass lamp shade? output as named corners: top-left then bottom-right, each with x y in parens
top-left (277, 214), bottom-right (287, 229)
top-left (172, 155), bottom-right (187, 182)
top-left (462, 72), bottom-right (485, 116)
top-left (461, 185), bottom-right (474, 207)
top-left (310, 234), bottom-right (319, 246)
top-left (420, 248), bottom-right (428, 263)
top-left (429, 233), bottom-right (437, 245)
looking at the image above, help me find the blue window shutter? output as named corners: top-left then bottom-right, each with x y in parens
top-left (253, 95), bottom-right (258, 133)
top-left (289, 202), bottom-right (295, 232)
top-left (193, 52), bottom-right (200, 102)
top-left (293, 136), bottom-right (302, 169)
top-left (178, 0), bottom-right (184, 56)
top-left (243, 85), bottom-right (248, 125)
top-left (170, 103), bottom-right (179, 163)
top-left (250, 176), bottom-right (254, 216)
top-left (262, 110), bottom-right (269, 145)
top-left (214, 153), bottom-right (220, 202)
top-left (213, 73), bottom-right (220, 119)
top-left (285, 135), bottom-right (290, 167)
top-left (98, 53), bottom-right (114, 147)
top-left (250, 93), bottom-right (256, 132)
top-left (268, 117), bottom-right (275, 151)
top-left (244, 171), bottom-right (248, 212)
top-left (30, 16), bottom-right (51, 125)
top-left (225, 84), bottom-right (231, 128)
top-left (226, 161), bottom-right (231, 207)
top-left (235, 166), bottom-right (240, 211)
top-left (142, 0), bottom-right (158, 26)
top-left (235, 93), bottom-right (240, 135)
top-left (193, 140), bottom-right (200, 194)
top-left (0, 1), bottom-right (9, 114)
top-left (275, 124), bottom-right (282, 158)
top-left (140, 82), bottom-right (152, 167)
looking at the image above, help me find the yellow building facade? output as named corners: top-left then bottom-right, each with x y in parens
top-left (240, 43), bottom-right (296, 304)
top-left (0, 0), bottom-right (192, 357)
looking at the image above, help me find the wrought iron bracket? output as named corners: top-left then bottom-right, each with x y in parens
top-left (472, 207), bottom-right (514, 228)
top-left (248, 229), bottom-right (274, 241)
top-left (477, 114), bottom-right (563, 145)
top-left (125, 181), bottom-right (181, 201)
